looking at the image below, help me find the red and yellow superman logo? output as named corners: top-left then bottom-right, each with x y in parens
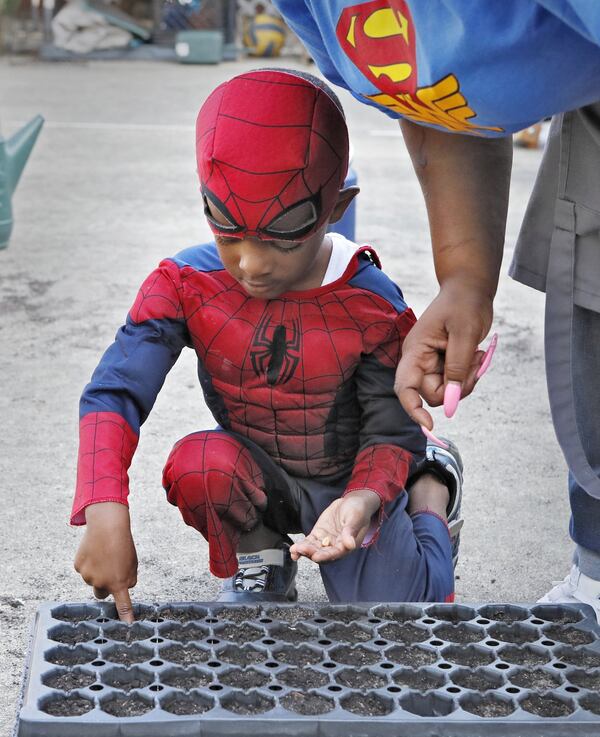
top-left (336, 0), bottom-right (502, 134)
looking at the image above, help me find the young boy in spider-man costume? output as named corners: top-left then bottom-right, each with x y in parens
top-left (73, 69), bottom-right (464, 622)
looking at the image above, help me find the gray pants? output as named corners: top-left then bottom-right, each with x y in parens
top-left (511, 104), bottom-right (600, 578)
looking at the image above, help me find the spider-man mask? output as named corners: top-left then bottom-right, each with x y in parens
top-left (196, 69), bottom-right (349, 242)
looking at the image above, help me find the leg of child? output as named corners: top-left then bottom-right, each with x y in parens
top-left (297, 474), bottom-right (454, 602)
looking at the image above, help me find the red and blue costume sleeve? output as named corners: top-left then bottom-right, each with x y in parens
top-left (71, 260), bottom-right (190, 524)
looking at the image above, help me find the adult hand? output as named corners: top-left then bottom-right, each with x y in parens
top-left (74, 502), bottom-right (138, 623)
top-left (290, 489), bottom-right (380, 563)
top-left (395, 279), bottom-right (493, 428)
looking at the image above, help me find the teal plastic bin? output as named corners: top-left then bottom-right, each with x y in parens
top-left (175, 30), bottom-right (224, 64)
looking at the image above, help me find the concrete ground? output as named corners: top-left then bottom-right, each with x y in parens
top-left (0, 56), bottom-right (571, 733)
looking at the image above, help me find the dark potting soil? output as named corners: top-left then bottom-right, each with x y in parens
top-left (161, 668), bottom-right (212, 690)
top-left (273, 646), bottom-right (321, 666)
top-left (214, 606), bottom-right (261, 624)
top-left (42, 695), bottom-right (94, 716)
top-left (558, 647), bottom-right (600, 668)
top-left (105, 624), bottom-right (153, 643)
top-left (162, 695), bottom-right (213, 715)
top-left (104, 646), bottom-right (153, 666)
top-left (216, 623), bottom-right (263, 642)
top-left (482, 608), bottom-right (526, 623)
top-left (159, 644), bottom-right (210, 666)
top-left (443, 646), bottom-right (494, 667)
top-left (434, 624), bottom-right (484, 644)
top-left (52, 609), bottom-right (98, 623)
top-left (219, 645), bottom-right (266, 666)
top-left (373, 606), bottom-right (419, 623)
top-left (451, 670), bottom-right (500, 691)
top-left (581, 694), bottom-right (600, 715)
top-left (499, 646), bottom-right (549, 666)
top-left (386, 645), bottom-right (437, 667)
top-left (45, 647), bottom-right (94, 666)
top-left (50, 627), bottom-right (98, 645)
top-left (489, 625), bottom-right (538, 644)
top-left (158, 606), bottom-right (207, 623)
top-left (325, 623), bottom-right (371, 643)
top-left (392, 668), bottom-right (443, 690)
top-left (329, 645), bottom-right (381, 666)
top-left (266, 606), bottom-right (313, 623)
top-left (271, 624), bottom-right (315, 644)
top-left (378, 623), bottom-right (429, 644)
top-left (219, 668), bottom-right (269, 689)
top-left (520, 694), bottom-right (573, 718)
top-left (103, 673), bottom-right (154, 691)
top-left (160, 623), bottom-right (207, 643)
top-left (336, 667), bottom-right (386, 689)
top-left (222, 693), bottom-right (274, 715)
top-left (568, 670), bottom-right (600, 690)
top-left (544, 625), bottom-right (594, 645)
top-left (278, 666), bottom-right (329, 689)
top-left (341, 692), bottom-right (393, 716)
top-left (510, 669), bottom-right (561, 690)
top-left (281, 691), bottom-right (334, 715)
top-left (101, 693), bottom-right (152, 717)
top-left (462, 696), bottom-right (515, 718)
top-left (42, 669), bottom-right (96, 691)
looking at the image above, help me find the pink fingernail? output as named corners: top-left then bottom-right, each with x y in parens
top-left (476, 332), bottom-right (498, 379)
top-left (420, 425), bottom-right (449, 449)
top-left (443, 381), bottom-right (461, 418)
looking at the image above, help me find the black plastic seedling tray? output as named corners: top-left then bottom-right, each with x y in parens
top-left (15, 601), bottom-right (600, 736)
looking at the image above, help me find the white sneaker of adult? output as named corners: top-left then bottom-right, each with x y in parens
top-left (538, 565), bottom-right (600, 624)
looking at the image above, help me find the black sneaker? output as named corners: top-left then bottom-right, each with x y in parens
top-left (410, 438), bottom-right (464, 568)
top-left (217, 540), bottom-right (298, 603)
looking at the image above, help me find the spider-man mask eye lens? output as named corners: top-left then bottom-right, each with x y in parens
top-left (263, 199), bottom-right (318, 238)
top-left (203, 193), bottom-right (243, 233)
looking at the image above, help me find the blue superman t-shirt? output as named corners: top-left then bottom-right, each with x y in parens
top-left (274, 0), bottom-right (600, 136)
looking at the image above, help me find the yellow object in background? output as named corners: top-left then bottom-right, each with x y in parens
top-left (243, 13), bottom-right (286, 57)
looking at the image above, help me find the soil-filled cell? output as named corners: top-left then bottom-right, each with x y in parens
top-left (218, 644), bottom-right (266, 666)
top-left (212, 606), bottom-right (261, 624)
top-left (392, 667), bottom-right (445, 691)
top-left (386, 645), bottom-right (438, 667)
top-left (272, 645), bottom-right (322, 666)
top-left (281, 691), bottom-right (335, 715)
top-left (48, 624), bottom-right (100, 645)
top-left (378, 623), bottom-right (429, 644)
top-left (41, 694), bottom-right (94, 717)
top-left (478, 605), bottom-right (529, 623)
top-left (372, 604), bottom-right (422, 623)
top-left (50, 605), bottom-right (101, 623)
top-left (488, 623), bottom-right (540, 644)
top-left (567, 669), bottom-right (600, 690)
top-left (581, 693), bottom-right (600, 716)
top-left (103, 623), bottom-right (154, 643)
top-left (555, 646), bottom-right (600, 668)
top-left (317, 605), bottom-right (367, 624)
top-left (400, 692), bottom-right (455, 717)
top-left (269, 623), bottom-right (317, 644)
top-left (441, 645), bottom-right (494, 667)
top-left (510, 668), bottom-right (562, 690)
top-left (461, 694), bottom-right (515, 718)
top-left (543, 625), bottom-right (595, 645)
top-left (219, 667), bottom-right (270, 689)
top-left (520, 693), bottom-right (574, 718)
top-left (45, 645), bottom-right (96, 667)
top-left (158, 644), bottom-right (211, 666)
top-left (425, 605), bottom-right (477, 623)
top-left (215, 623), bottom-right (264, 643)
top-left (451, 667), bottom-right (504, 691)
top-left (329, 645), bottom-right (381, 666)
top-left (279, 667), bottom-right (329, 689)
top-left (42, 667), bottom-right (96, 692)
top-left (157, 605), bottom-right (207, 623)
top-left (433, 624), bottom-right (485, 644)
top-left (159, 623), bottom-right (208, 643)
top-left (160, 666), bottom-right (212, 690)
top-left (101, 665), bottom-right (154, 691)
top-left (102, 644), bottom-right (154, 666)
top-left (265, 605), bottom-right (313, 623)
top-left (341, 692), bottom-right (394, 716)
top-left (100, 693), bottom-right (153, 717)
top-left (221, 691), bottom-right (275, 715)
top-left (335, 667), bottom-right (386, 689)
top-left (161, 693), bottom-right (214, 715)
top-left (497, 645), bottom-right (550, 666)
top-left (325, 622), bottom-right (372, 643)
top-left (530, 605), bottom-right (583, 624)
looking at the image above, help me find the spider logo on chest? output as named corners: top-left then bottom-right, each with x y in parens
top-left (250, 312), bottom-right (301, 385)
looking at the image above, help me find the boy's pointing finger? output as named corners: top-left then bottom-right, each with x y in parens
top-left (113, 588), bottom-right (135, 623)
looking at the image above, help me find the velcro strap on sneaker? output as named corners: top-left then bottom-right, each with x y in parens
top-left (237, 548), bottom-right (285, 568)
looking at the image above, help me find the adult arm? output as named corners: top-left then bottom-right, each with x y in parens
top-left (395, 119), bottom-right (513, 426)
